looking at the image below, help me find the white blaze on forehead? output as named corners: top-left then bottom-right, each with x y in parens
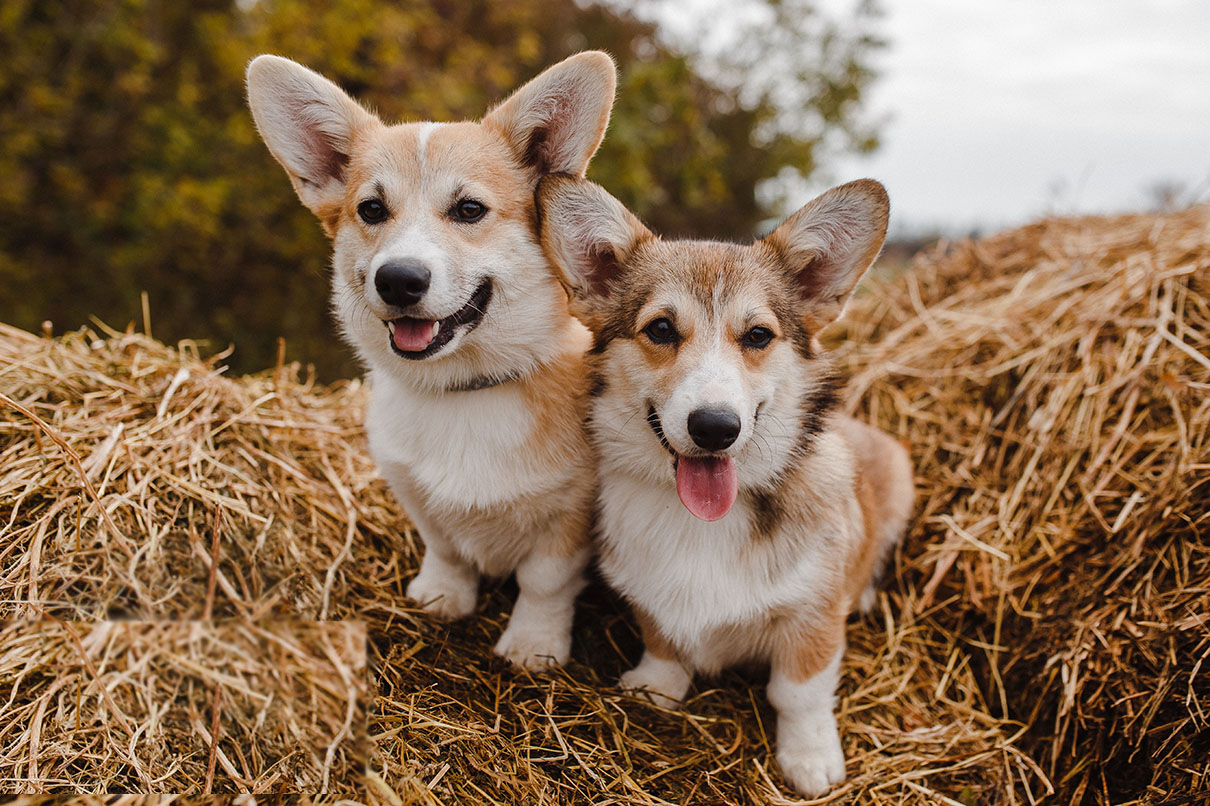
top-left (415, 121), bottom-right (444, 165)
top-left (696, 280), bottom-right (744, 408)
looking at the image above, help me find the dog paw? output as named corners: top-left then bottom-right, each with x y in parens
top-left (620, 654), bottom-right (691, 708)
top-left (494, 621), bottom-right (571, 670)
top-left (777, 733), bottom-right (846, 797)
top-left (406, 566), bottom-right (477, 619)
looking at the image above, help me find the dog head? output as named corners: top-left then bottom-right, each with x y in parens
top-left (246, 53), bottom-right (615, 388)
top-left (539, 175), bottom-right (888, 521)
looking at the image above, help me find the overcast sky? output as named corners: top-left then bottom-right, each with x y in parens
top-left (642, 0), bottom-right (1210, 235)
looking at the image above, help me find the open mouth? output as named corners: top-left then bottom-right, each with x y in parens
top-left (385, 279), bottom-right (492, 360)
top-left (647, 405), bottom-right (739, 522)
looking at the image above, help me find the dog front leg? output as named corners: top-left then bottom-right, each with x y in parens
top-left (407, 532), bottom-right (480, 620)
top-left (767, 638), bottom-right (846, 797)
top-left (494, 545), bottom-right (590, 670)
top-left (619, 605), bottom-right (692, 708)
top-left (387, 470), bottom-right (480, 619)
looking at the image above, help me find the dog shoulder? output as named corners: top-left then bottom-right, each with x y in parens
top-left (751, 426), bottom-right (860, 542)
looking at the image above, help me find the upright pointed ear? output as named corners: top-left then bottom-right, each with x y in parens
top-left (246, 55), bottom-right (378, 226)
top-left (483, 51), bottom-right (616, 178)
top-left (765, 179), bottom-right (890, 331)
top-left (537, 174), bottom-right (651, 306)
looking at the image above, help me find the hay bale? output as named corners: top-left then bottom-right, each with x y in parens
top-left (0, 321), bottom-right (405, 620)
top-left (835, 205), bottom-right (1210, 803)
top-left (0, 621), bottom-right (365, 794)
top-left (1, 205), bottom-right (1207, 802)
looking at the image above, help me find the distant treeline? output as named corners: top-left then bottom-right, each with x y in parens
top-left (0, 0), bottom-right (880, 377)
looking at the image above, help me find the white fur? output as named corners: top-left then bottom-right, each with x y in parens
top-left (656, 293), bottom-right (755, 455)
top-left (494, 546), bottom-right (591, 668)
top-left (367, 379), bottom-right (552, 524)
top-left (247, 53), bottom-right (616, 670)
top-left (538, 175), bottom-right (902, 796)
top-left (620, 651), bottom-right (693, 708)
top-left (332, 186), bottom-right (580, 394)
top-left (768, 648), bottom-right (846, 797)
top-left (589, 342), bottom-right (895, 796)
top-left (367, 219), bottom-right (464, 317)
top-left (590, 325), bottom-right (834, 496)
top-left (405, 540), bottom-right (479, 619)
top-left (595, 428), bottom-right (856, 672)
top-left (415, 121), bottom-right (441, 164)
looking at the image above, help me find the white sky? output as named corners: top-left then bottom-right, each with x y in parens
top-left (637, 0), bottom-right (1210, 235)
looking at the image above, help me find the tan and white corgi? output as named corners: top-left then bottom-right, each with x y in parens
top-left (246, 53), bottom-right (616, 669)
top-left (538, 175), bottom-right (914, 795)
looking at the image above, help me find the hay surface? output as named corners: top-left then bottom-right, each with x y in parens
top-left (6, 795), bottom-right (340, 805)
top-left (833, 206), bottom-right (1210, 803)
top-left (1, 205), bottom-right (1208, 803)
top-left (0, 621), bottom-right (365, 794)
top-left (0, 322), bottom-right (404, 620)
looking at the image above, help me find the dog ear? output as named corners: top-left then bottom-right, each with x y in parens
top-left (764, 179), bottom-right (890, 331)
top-left (246, 55), bottom-right (378, 228)
top-left (537, 174), bottom-right (651, 305)
top-left (483, 51), bottom-right (616, 178)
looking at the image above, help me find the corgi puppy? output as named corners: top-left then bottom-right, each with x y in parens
top-left (246, 53), bottom-right (616, 669)
top-left (538, 175), bottom-right (914, 795)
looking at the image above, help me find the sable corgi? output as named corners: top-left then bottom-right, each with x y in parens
top-left (246, 53), bottom-right (616, 669)
top-left (537, 175), bottom-right (914, 795)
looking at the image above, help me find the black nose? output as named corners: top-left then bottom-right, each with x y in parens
top-left (687, 407), bottom-right (741, 451)
top-left (375, 260), bottom-right (431, 308)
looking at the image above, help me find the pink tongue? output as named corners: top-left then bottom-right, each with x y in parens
top-left (675, 456), bottom-right (738, 521)
top-left (392, 319), bottom-right (438, 352)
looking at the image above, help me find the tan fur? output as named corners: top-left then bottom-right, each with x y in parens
top-left (519, 319), bottom-right (594, 471)
top-left (247, 53), bottom-right (617, 669)
top-left (515, 319), bottom-right (596, 559)
top-left (774, 609), bottom-right (847, 684)
top-left (850, 469), bottom-right (885, 603)
top-left (633, 604), bottom-right (680, 662)
top-left (537, 174), bottom-right (913, 796)
top-left (834, 416), bottom-right (915, 610)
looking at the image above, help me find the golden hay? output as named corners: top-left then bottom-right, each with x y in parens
top-left (0, 319), bottom-right (410, 621)
top-left (0, 621), bottom-right (365, 794)
top-left (0, 205), bottom-right (1207, 803)
top-left (5, 793), bottom-right (341, 798)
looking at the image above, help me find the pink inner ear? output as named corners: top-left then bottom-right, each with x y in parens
top-left (795, 253), bottom-right (833, 300)
top-left (290, 102), bottom-right (350, 185)
top-left (587, 247), bottom-right (623, 297)
top-left (523, 125), bottom-right (552, 173)
top-left (301, 133), bottom-right (348, 186)
top-left (522, 95), bottom-right (576, 175)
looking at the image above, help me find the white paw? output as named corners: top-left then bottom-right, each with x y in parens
top-left (406, 565), bottom-right (477, 619)
top-left (493, 620), bottom-right (571, 670)
top-left (777, 729), bottom-right (846, 797)
top-left (619, 653), bottom-right (691, 708)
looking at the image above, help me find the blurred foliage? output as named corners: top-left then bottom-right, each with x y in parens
top-left (0, 0), bottom-right (881, 378)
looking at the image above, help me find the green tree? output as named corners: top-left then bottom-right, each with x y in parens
top-left (0, 0), bottom-right (882, 377)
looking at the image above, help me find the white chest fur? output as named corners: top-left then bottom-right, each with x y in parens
top-left (364, 369), bottom-right (564, 510)
top-left (596, 472), bottom-right (836, 665)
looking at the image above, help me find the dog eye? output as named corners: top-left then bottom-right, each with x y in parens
top-left (643, 318), bottom-right (678, 344)
top-left (742, 326), bottom-right (774, 349)
top-left (358, 199), bottom-right (389, 224)
top-left (453, 199), bottom-right (487, 222)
